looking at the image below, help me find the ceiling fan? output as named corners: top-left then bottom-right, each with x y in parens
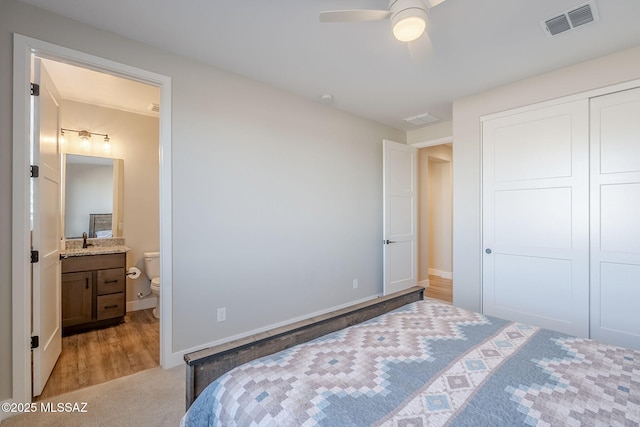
top-left (319, 0), bottom-right (430, 43)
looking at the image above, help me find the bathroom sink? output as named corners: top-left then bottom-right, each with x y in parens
top-left (61, 238), bottom-right (130, 258)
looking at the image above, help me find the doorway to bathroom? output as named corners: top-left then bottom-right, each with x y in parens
top-left (12, 34), bottom-right (172, 403)
top-left (417, 142), bottom-right (453, 303)
top-left (40, 57), bottom-right (161, 400)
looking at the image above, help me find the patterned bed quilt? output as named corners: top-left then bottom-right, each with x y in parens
top-left (181, 299), bottom-right (640, 426)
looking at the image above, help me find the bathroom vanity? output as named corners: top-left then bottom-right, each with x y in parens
top-left (61, 241), bottom-right (129, 335)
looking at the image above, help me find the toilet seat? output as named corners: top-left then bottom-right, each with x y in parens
top-left (150, 278), bottom-right (160, 292)
top-left (150, 278), bottom-right (161, 319)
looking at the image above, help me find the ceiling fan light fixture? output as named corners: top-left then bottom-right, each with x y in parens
top-left (393, 15), bottom-right (426, 42)
top-left (390, 2), bottom-right (427, 42)
top-left (319, 0), bottom-right (429, 43)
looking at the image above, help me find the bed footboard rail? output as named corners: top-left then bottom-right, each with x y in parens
top-left (183, 286), bottom-right (424, 409)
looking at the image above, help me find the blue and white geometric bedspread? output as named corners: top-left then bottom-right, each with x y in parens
top-left (181, 299), bottom-right (640, 426)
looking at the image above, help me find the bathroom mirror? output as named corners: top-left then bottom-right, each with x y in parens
top-left (62, 154), bottom-right (124, 239)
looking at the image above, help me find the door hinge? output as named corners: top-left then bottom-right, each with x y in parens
top-left (30, 165), bottom-right (39, 178)
top-left (31, 336), bottom-right (39, 350)
top-left (30, 83), bottom-right (40, 96)
top-left (31, 250), bottom-right (39, 263)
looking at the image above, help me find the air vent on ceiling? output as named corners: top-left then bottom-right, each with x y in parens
top-left (148, 103), bottom-right (160, 113)
top-left (541, 1), bottom-right (599, 37)
top-left (404, 112), bottom-right (439, 126)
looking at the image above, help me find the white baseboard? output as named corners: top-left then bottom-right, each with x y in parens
top-left (126, 296), bottom-right (157, 312)
top-left (428, 269), bottom-right (453, 280)
top-left (418, 279), bottom-right (430, 288)
top-left (163, 292), bottom-right (385, 369)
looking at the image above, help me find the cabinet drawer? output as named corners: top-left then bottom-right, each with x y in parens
top-left (97, 293), bottom-right (125, 320)
top-left (97, 268), bottom-right (125, 295)
top-left (62, 253), bottom-right (126, 273)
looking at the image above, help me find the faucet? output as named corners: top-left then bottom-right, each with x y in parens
top-left (82, 232), bottom-right (92, 249)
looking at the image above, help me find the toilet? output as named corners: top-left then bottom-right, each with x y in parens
top-left (143, 251), bottom-right (161, 319)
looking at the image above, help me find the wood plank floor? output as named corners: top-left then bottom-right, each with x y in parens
top-left (423, 274), bottom-right (453, 303)
top-left (37, 308), bottom-right (159, 400)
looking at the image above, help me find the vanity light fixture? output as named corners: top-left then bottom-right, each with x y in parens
top-left (78, 130), bottom-right (92, 141)
top-left (60, 128), bottom-right (112, 150)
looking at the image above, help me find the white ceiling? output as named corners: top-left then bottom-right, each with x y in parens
top-left (20, 0), bottom-right (640, 130)
top-left (41, 59), bottom-right (160, 117)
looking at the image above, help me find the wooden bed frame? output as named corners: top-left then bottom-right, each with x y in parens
top-left (88, 213), bottom-right (112, 237)
top-left (183, 286), bottom-right (424, 409)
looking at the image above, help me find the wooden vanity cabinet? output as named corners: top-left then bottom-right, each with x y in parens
top-left (61, 252), bottom-right (126, 335)
top-left (61, 271), bottom-right (92, 327)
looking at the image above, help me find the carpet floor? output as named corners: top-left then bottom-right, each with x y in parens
top-left (1, 365), bottom-right (185, 427)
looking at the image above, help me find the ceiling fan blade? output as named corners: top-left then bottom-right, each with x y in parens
top-left (408, 31), bottom-right (433, 64)
top-left (319, 10), bottom-right (392, 23)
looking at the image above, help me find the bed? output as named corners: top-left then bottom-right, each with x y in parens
top-left (182, 287), bottom-right (640, 426)
top-left (89, 213), bottom-right (113, 238)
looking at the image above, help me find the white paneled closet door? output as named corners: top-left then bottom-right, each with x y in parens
top-left (482, 100), bottom-right (590, 337)
top-left (590, 87), bottom-right (640, 350)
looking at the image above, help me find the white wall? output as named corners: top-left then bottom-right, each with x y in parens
top-left (170, 80), bottom-right (402, 350)
top-left (0, 0), bottom-right (404, 402)
top-left (452, 44), bottom-right (640, 311)
top-left (427, 159), bottom-right (452, 276)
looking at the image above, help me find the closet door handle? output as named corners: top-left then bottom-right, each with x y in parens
top-left (485, 248), bottom-right (492, 254)
top-left (85, 278), bottom-right (89, 289)
top-left (383, 240), bottom-right (397, 245)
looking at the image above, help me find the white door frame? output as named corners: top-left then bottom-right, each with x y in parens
top-left (410, 136), bottom-right (453, 149)
top-left (12, 33), bottom-right (173, 403)
top-left (410, 136), bottom-right (454, 288)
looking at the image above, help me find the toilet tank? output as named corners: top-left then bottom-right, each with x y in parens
top-left (143, 251), bottom-right (160, 280)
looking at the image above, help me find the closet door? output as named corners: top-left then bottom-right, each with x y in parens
top-left (482, 100), bottom-right (590, 337)
top-left (590, 87), bottom-right (640, 350)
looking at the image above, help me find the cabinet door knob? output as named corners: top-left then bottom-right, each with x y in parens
top-left (485, 248), bottom-right (492, 254)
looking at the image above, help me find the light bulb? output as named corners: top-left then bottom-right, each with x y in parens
top-left (103, 135), bottom-right (111, 154)
top-left (393, 16), bottom-right (426, 42)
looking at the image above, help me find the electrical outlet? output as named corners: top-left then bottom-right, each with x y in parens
top-left (217, 307), bottom-right (226, 322)
top-left (353, 279), bottom-right (359, 289)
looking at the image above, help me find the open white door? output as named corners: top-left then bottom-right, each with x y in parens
top-left (31, 58), bottom-right (62, 396)
top-left (383, 139), bottom-right (418, 295)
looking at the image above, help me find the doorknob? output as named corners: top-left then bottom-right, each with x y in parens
top-left (383, 240), bottom-right (397, 245)
top-left (485, 248), bottom-right (492, 254)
